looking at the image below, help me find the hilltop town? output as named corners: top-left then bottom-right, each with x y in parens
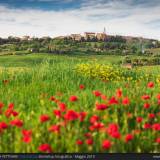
top-left (0, 28), bottom-right (160, 58)
top-left (1, 28), bottom-right (158, 43)
top-left (54, 29), bottom-right (156, 43)
top-left (56, 28), bottom-right (108, 41)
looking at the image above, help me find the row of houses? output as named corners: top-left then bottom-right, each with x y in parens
top-left (61, 32), bottom-right (107, 41)
top-left (8, 32), bottom-right (107, 41)
top-left (7, 36), bottom-right (51, 41)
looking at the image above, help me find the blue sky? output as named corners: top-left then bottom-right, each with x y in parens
top-left (0, 0), bottom-right (160, 39)
top-left (0, 0), bottom-right (82, 10)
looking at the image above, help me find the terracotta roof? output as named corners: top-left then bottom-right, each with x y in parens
top-left (84, 32), bottom-right (95, 34)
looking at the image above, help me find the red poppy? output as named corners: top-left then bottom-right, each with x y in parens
top-left (96, 103), bottom-right (108, 110)
top-left (59, 121), bottom-right (67, 127)
top-left (143, 103), bottom-right (150, 109)
top-left (21, 129), bottom-right (32, 143)
top-left (89, 125), bottom-right (95, 132)
top-left (79, 84), bottom-right (85, 90)
top-left (116, 89), bottom-right (122, 98)
top-left (108, 96), bottom-right (118, 105)
top-left (157, 94), bottom-right (160, 100)
top-left (136, 117), bottom-right (143, 123)
top-left (53, 110), bottom-right (61, 118)
top-left (0, 122), bottom-right (8, 130)
top-left (40, 114), bottom-right (50, 123)
top-left (93, 90), bottom-right (101, 97)
top-left (125, 134), bottom-right (134, 143)
top-left (155, 137), bottom-right (160, 144)
top-left (92, 122), bottom-right (105, 130)
top-left (86, 138), bottom-right (93, 145)
top-left (54, 99), bottom-right (60, 104)
top-left (10, 119), bottom-right (23, 128)
top-left (107, 123), bottom-right (121, 139)
top-left (69, 96), bottom-right (78, 102)
top-left (100, 94), bottom-right (107, 101)
top-left (147, 82), bottom-right (154, 88)
top-left (12, 111), bottom-right (19, 117)
top-left (133, 129), bottom-right (141, 135)
top-left (2, 80), bottom-right (9, 84)
top-left (152, 123), bottom-right (160, 131)
top-left (144, 123), bottom-right (151, 129)
top-left (141, 95), bottom-right (150, 100)
top-left (79, 111), bottom-right (87, 122)
top-left (49, 96), bottom-right (55, 101)
top-left (84, 132), bottom-right (92, 138)
top-left (76, 139), bottom-right (83, 145)
top-left (58, 102), bottom-right (67, 112)
top-left (107, 123), bottom-right (119, 134)
top-left (102, 139), bottom-right (112, 150)
top-left (157, 112), bottom-right (160, 116)
top-left (48, 125), bottom-right (60, 133)
top-left (0, 102), bottom-right (4, 109)
top-left (89, 123), bottom-right (104, 132)
top-left (127, 113), bottom-right (133, 118)
top-left (22, 136), bottom-right (32, 143)
top-left (64, 110), bottom-right (79, 121)
top-left (5, 108), bottom-right (13, 118)
top-left (89, 122), bottom-right (105, 132)
top-left (122, 97), bottom-right (130, 105)
top-left (90, 115), bottom-right (99, 124)
top-left (38, 144), bottom-right (52, 153)
top-left (5, 103), bottom-right (15, 118)
top-left (148, 113), bottom-right (155, 119)
top-left (22, 129), bottom-right (32, 137)
top-left (111, 132), bottom-right (121, 139)
top-left (8, 103), bottom-right (14, 109)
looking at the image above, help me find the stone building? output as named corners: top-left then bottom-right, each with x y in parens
top-left (96, 33), bottom-right (107, 41)
top-left (84, 32), bottom-right (96, 40)
top-left (71, 34), bottom-right (82, 41)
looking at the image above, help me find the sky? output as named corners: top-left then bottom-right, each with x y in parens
top-left (0, 0), bottom-right (160, 39)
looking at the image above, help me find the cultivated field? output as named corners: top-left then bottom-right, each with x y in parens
top-left (0, 54), bottom-right (159, 153)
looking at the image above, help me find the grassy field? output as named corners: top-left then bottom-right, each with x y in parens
top-left (0, 54), bottom-right (124, 67)
top-left (0, 53), bottom-right (159, 153)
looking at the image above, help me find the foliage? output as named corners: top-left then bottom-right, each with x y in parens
top-left (123, 57), bottom-right (160, 66)
top-left (0, 36), bottom-right (159, 56)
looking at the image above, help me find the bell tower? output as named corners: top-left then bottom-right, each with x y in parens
top-left (103, 27), bottom-right (106, 34)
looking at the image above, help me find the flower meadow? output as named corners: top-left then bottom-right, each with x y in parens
top-left (75, 63), bottom-right (160, 83)
top-left (0, 56), bottom-right (160, 153)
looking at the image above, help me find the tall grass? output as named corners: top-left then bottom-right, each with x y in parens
top-left (0, 55), bottom-right (159, 153)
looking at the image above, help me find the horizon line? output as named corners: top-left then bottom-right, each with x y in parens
top-left (0, 32), bottom-right (159, 41)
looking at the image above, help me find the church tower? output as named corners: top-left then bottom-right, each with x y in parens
top-left (103, 27), bottom-right (106, 34)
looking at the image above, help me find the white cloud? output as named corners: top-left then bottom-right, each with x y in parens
top-left (0, 0), bottom-right (160, 39)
